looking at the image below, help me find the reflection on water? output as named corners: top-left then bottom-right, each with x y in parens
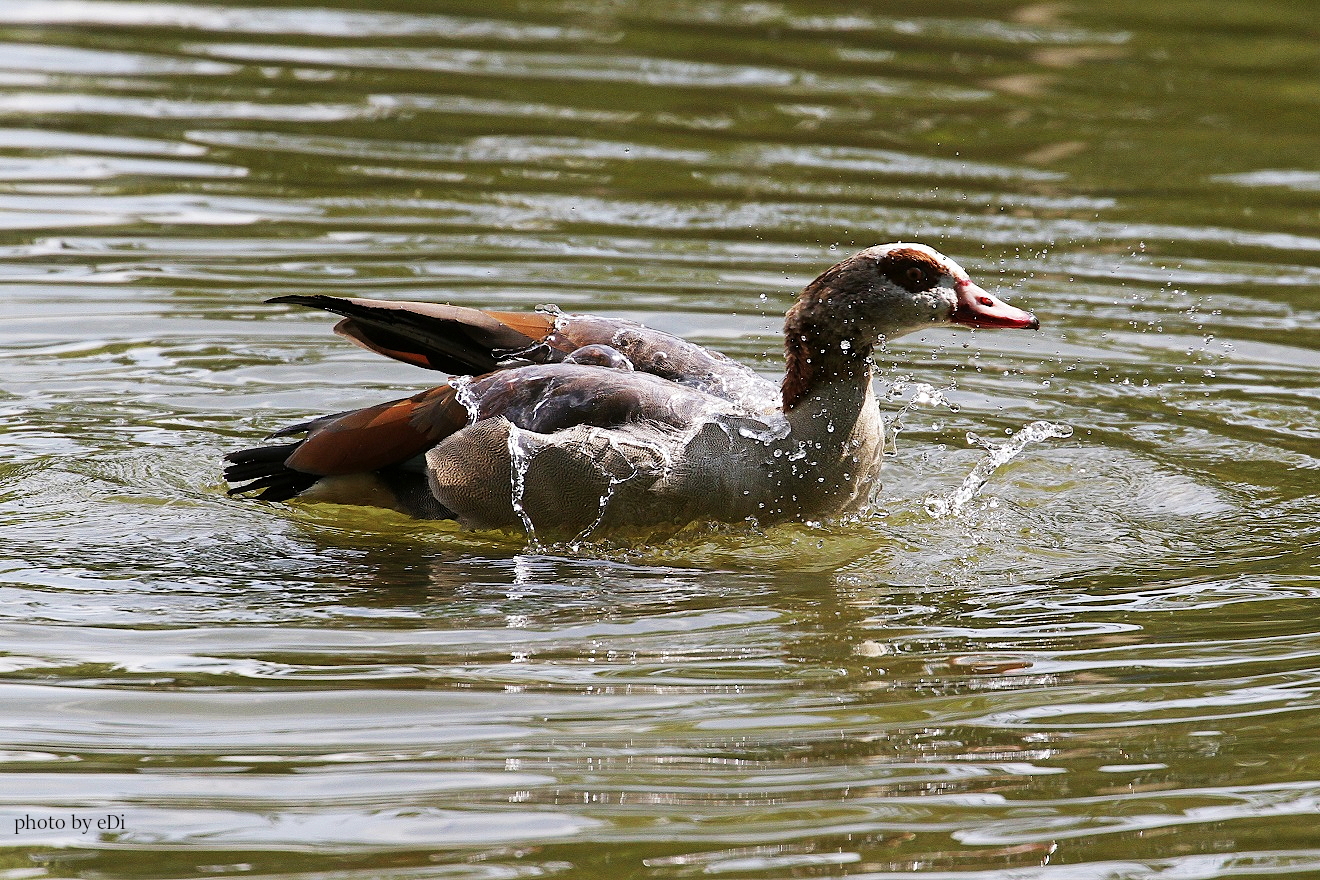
top-left (0, 0), bottom-right (1318, 877)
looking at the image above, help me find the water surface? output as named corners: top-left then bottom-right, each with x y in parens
top-left (1, 1), bottom-right (1318, 877)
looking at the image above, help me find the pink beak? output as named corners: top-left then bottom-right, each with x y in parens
top-left (950, 281), bottom-right (1039, 330)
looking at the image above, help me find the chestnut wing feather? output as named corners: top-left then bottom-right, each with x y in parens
top-left (224, 385), bottom-right (468, 499)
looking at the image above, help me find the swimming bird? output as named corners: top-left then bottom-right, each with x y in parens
top-left (224, 243), bottom-right (1038, 537)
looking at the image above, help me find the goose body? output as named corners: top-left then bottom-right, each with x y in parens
top-left (225, 243), bottom-right (1038, 536)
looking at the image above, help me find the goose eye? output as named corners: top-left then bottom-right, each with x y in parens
top-left (904, 266), bottom-right (928, 287)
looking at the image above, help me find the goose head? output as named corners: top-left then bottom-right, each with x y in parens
top-left (783, 243), bottom-right (1038, 409)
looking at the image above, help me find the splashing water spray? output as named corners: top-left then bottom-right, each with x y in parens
top-left (505, 423), bottom-right (543, 547)
top-left (925, 421), bottom-right (1074, 518)
top-left (883, 378), bottom-right (958, 457)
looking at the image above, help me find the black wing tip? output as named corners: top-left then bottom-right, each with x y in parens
top-left (265, 294), bottom-right (344, 307)
top-left (223, 442), bottom-right (318, 502)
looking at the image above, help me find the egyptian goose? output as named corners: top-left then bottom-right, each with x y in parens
top-left (225, 243), bottom-right (1038, 537)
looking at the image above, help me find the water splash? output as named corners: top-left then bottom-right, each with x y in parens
top-left (567, 440), bottom-right (641, 549)
top-left (883, 379), bottom-right (960, 456)
top-left (925, 420), bottom-right (1074, 518)
top-left (505, 423), bottom-right (542, 547)
top-left (450, 375), bottom-right (483, 422)
top-left (731, 412), bottom-right (791, 444)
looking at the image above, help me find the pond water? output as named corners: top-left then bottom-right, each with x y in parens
top-left (1, 1), bottom-right (1318, 877)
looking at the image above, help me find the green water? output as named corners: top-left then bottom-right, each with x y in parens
top-left (1, 1), bottom-right (1318, 877)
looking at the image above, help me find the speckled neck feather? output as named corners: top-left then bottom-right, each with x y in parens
top-left (781, 298), bottom-right (873, 411)
top-left (781, 246), bottom-right (955, 410)
top-left (781, 257), bottom-right (877, 411)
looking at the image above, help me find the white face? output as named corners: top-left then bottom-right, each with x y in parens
top-left (796, 242), bottom-right (1037, 344)
top-left (849, 242), bottom-right (965, 335)
top-left (858, 242), bottom-right (1038, 333)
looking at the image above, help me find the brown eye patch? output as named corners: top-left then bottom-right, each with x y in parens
top-left (879, 248), bottom-right (946, 293)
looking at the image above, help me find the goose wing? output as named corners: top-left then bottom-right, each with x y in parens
top-left (269, 295), bottom-right (778, 410)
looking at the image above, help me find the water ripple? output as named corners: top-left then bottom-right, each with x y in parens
top-left (0, 0), bottom-right (1317, 877)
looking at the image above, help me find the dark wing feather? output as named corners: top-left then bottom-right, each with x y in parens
top-left (267, 295), bottom-right (561, 374)
top-left (223, 442), bottom-right (317, 501)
